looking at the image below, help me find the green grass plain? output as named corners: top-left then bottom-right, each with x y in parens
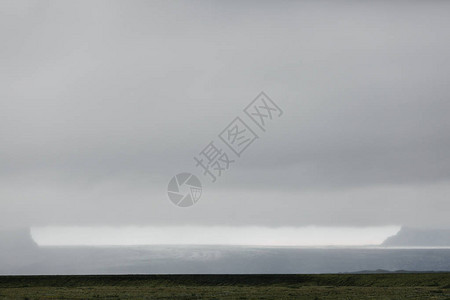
top-left (0, 273), bottom-right (449, 299)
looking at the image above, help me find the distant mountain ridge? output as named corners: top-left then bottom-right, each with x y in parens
top-left (382, 227), bottom-right (450, 247)
top-left (0, 228), bottom-right (39, 273)
top-left (0, 228), bottom-right (38, 251)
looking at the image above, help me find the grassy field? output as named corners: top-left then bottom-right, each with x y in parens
top-left (0, 273), bottom-right (449, 299)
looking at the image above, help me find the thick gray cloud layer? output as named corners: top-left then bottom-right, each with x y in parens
top-left (1, 0), bottom-right (449, 229)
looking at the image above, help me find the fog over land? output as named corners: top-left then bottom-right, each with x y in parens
top-left (1, 1), bottom-right (450, 276)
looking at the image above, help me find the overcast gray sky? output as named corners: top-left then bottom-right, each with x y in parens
top-left (1, 0), bottom-right (450, 230)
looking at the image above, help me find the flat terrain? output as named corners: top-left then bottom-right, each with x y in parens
top-left (0, 273), bottom-right (449, 299)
